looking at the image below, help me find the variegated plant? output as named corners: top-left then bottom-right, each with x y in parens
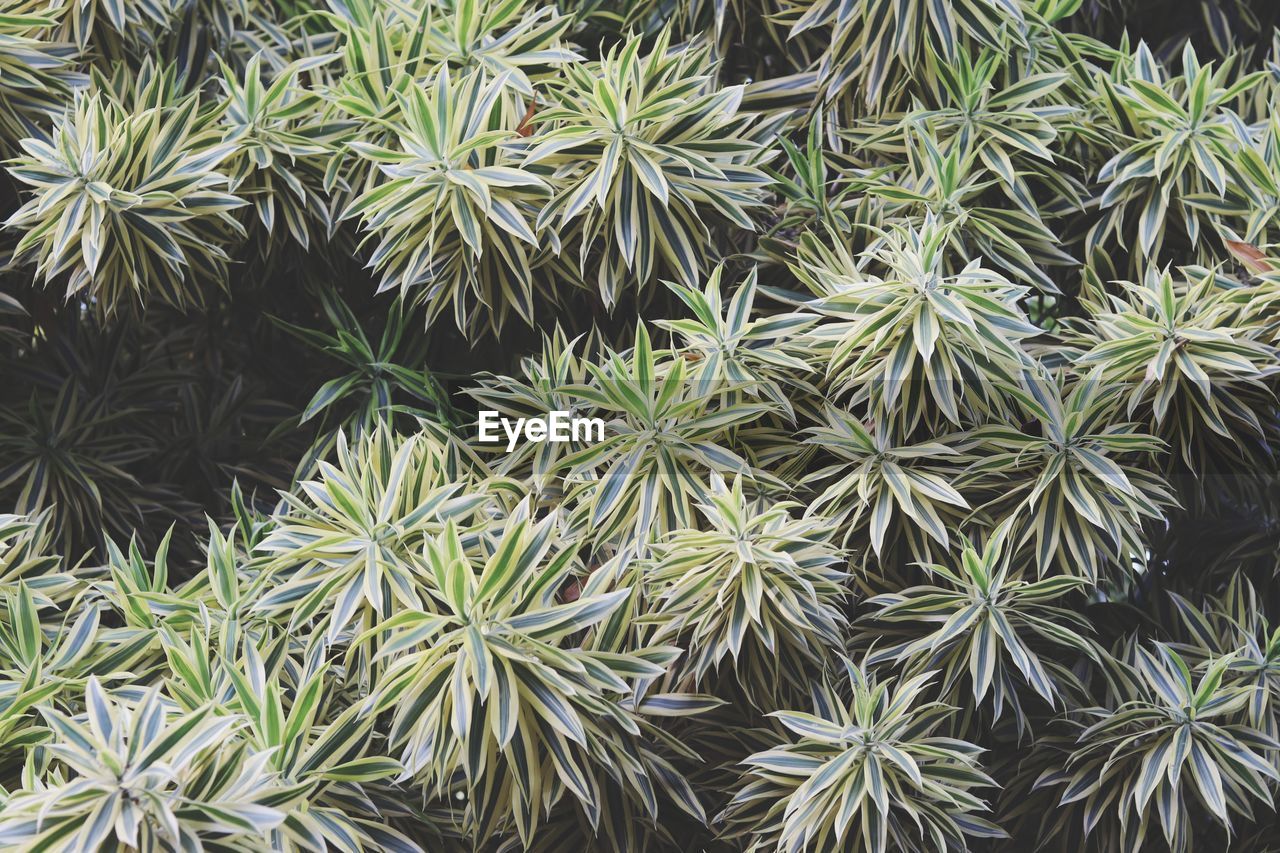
top-left (0, 1), bottom-right (1278, 852)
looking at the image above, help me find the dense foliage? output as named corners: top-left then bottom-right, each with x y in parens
top-left (0, 0), bottom-right (1279, 850)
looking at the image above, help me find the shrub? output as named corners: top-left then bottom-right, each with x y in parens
top-left (1, 1), bottom-right (1279, 851)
